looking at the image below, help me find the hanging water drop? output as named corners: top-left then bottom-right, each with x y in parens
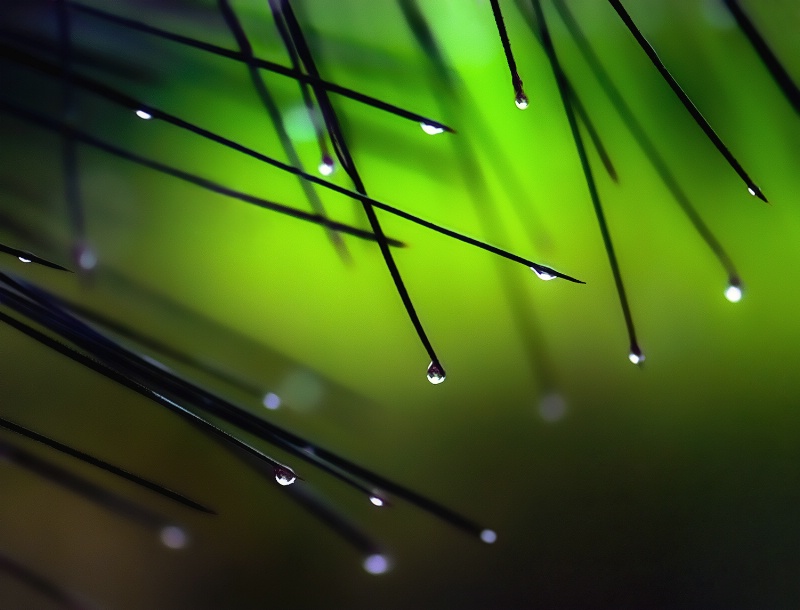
top-left (17, 256), bottom-right (31, 263)
top-left (480, 529), bottom-right (498, 544)
top-left (426, 361), bottom-right (446, 385)
top-left (420, 122), bottom-right (445, 135)
top-left (262, 392), bottom-right (281, 410)
top-left (135, 109), bottom-right (153, 120)
top-left (369, 495), bottom-right (385, 507)
top-left (628, 346), bottom-right (645, 365)
top-left (318, 155), bottom-right (335, 176)
top-left (747, 187), bottom-right (755, 196)
top-left (725, 281), bottom-right (743, 303)
top-left (159, 525), bottom-right (188, 549)
top-left (531, 266), bottom-right (557, 281)
top-left (362, 554), bottom-right (390, 575)
top-left (274, 466), bottom-right (296, 486)
top-left (74, 244), bottom-right (98, 271)
top-left (515, 91), bottom-right (529, 109)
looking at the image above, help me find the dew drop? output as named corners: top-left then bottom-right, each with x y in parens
top-left (426, 361), bottom-right (446, 385)
top-left (531, 266), bottom-right (556, 281)
top-left (628, 346), bottom-right (645, 365)
top-left (515, 91), bottom-right (529, 110)
top-left (362, 554), bottom-right (390, 575)
top-left (135, 109), bottom-right (153, 120)
top-left (262, 392), bottom-right (281, 410)
top-left (369, 495), bottom-right (385, 507)
top-left (420, 122), bottom-right (445, 135)
top-left (318, 155), bottom-right (335, 176)
top-left (18, 256), bottom-right (31, 263)
top-left (480, 529), bottom-right (498, 544)
top-left (725, 283), bottom-right (743, 303)
top-left (538, 392), bottom-right (567, 422)
top-left (159, 525), bottom-right (188, 549)
top-left (274, 466), bottom-right (296, 486)
top-left (72, 242), bottom-right (97, 271)
top-left (747, 187), bottom-right (756, 196)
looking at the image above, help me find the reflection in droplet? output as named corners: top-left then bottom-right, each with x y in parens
top-left (725, 282), bottom-right (743, 303)
top-left (159, 525), bottom-right (188, 549)
top-left (18, 256), bottom-right (31, 263)
top-left (480, 529), bottom-right (498, 544)
top-left (538, 392), bottom-right (567, 422)
top-left (747, 187), bottom-right (756, 196)
top-left (73, 244), bottom-right (97, 271)
top-left (420, 122), bottom-right (445, 135)
top-left (426, 361), bottom-right (446, 385)
top-left (262, 392), bottom-right (281, 410)
top-left (362, 554), bottom-right (390, 575)
top-left (274, 466), bottom-right (297, 486)
top-left (369, 495), bottom-right (385, 507)
top-left (628, 347), bottom-right (645, 365)
top-left (531, 266), bottom-right (557, 281)
top-left (515, 91), bottom-right (529, 109)
top-left (318, 155), bottom-right (335, 176)
top-left (135, 109), bottom-right (153, 120)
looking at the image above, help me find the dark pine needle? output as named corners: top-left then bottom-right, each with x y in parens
top-left (488, 0), bottom-right (528, 108)
top-left (65, 0), bottom-right (454, 134)
top-left (0, 415), bottom-right (214, 514)
top-left (0, 242), bottom-right (70, 271)
top-left (272, 0), bottom-right (446, 378)
top-left (553, 0), bottom-right (739, 285)
top-left (531, 0), bottom-right (642, 362)
top-left (0, 551), bottom-right (95, 610)
top-left (215, 0), bottom-right (349, 261)
top-left (607, 0), bottom-right (767, 202)
top-left (0, 44), bottom-right (584, 281)
top-left (723, 0), bottom-right (800, 116)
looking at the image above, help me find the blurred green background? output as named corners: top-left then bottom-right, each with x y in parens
top-left (2, 0), bottom-right (800, 607)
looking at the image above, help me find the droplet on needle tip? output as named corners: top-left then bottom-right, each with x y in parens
top-left (531, 266), bottom-right (557, 281)
top-left (426, 361), bottom-right (446, 385)
top-left (420, 122), bottom-right (445, 135)
top-left (515, 90), bottom-right (529, 109)
top-left (725, 278), bottom-right (743, 303)
top-left (274, 466), bottom-right (297, 486)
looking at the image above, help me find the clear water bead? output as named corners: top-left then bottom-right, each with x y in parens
top-left (515, 91), bottom-right (529, 109)
top-left (369, 495), bottom-right (385, 507)
top-left (135, 109), bottom-right (153, 120)
top-left (362, 554), bottom-right (390, 575)
top-left (17, 256), bottom-right (31, 263)
top-left (318, 155), bottom-right (334, 176)
top-left (426, 362), bottom-right (446, 385)
top-left (628, 348), bottom-right (645, 365)
top-left (725, 282), bottom-right (743, 303)
top-left (480, 529), bottom-right (498, 544)
top-left (531, 266), bottom-right (556, 281)
top-left (159, 525), bottom-right (188, 549)
top-left (420, 122), bottom-right (445, 135)
top-left (274, 466), bottom-right (297, 486)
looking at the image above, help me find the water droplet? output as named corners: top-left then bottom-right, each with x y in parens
top-left (747, 187), bottom-right (756, 196)
top-left (725, 282), bottom-right (743, 303)
top-left (17, 256), bottom-right (31, 263)
top-left (369, 495), bottom-right (385, 507)
top-left (274, 466), bottom-right (296, 486)
top-left (531, 266), bottom-right (557, 281)
top-left (159, 525), bottom-right (188, 549)
top-left (538, 392), bottom-right (567, 422)
top-left (515, 91), bottom-right (529, 110)
top-left (135, 109), bottom-right (153, 120)
top-left (628, 347), bottom-right (645, 365)
top-left (420, 122), bottom-right (445, 135)
top-left (426, 361), bottom-right (446, 385)
top-left (318, 155), bottom-right (335, 176)
top-left (262, 392), bottom-right (281, 410)
top-left (480, 529), bottom-right (498, 544)
top-left (72, 243), bottom-right (97, 271)
top-left (362, 553), bottom-right (390, 574)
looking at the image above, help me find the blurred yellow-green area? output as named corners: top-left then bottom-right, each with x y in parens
top-left (2, 0), bottom-right (800, 607)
